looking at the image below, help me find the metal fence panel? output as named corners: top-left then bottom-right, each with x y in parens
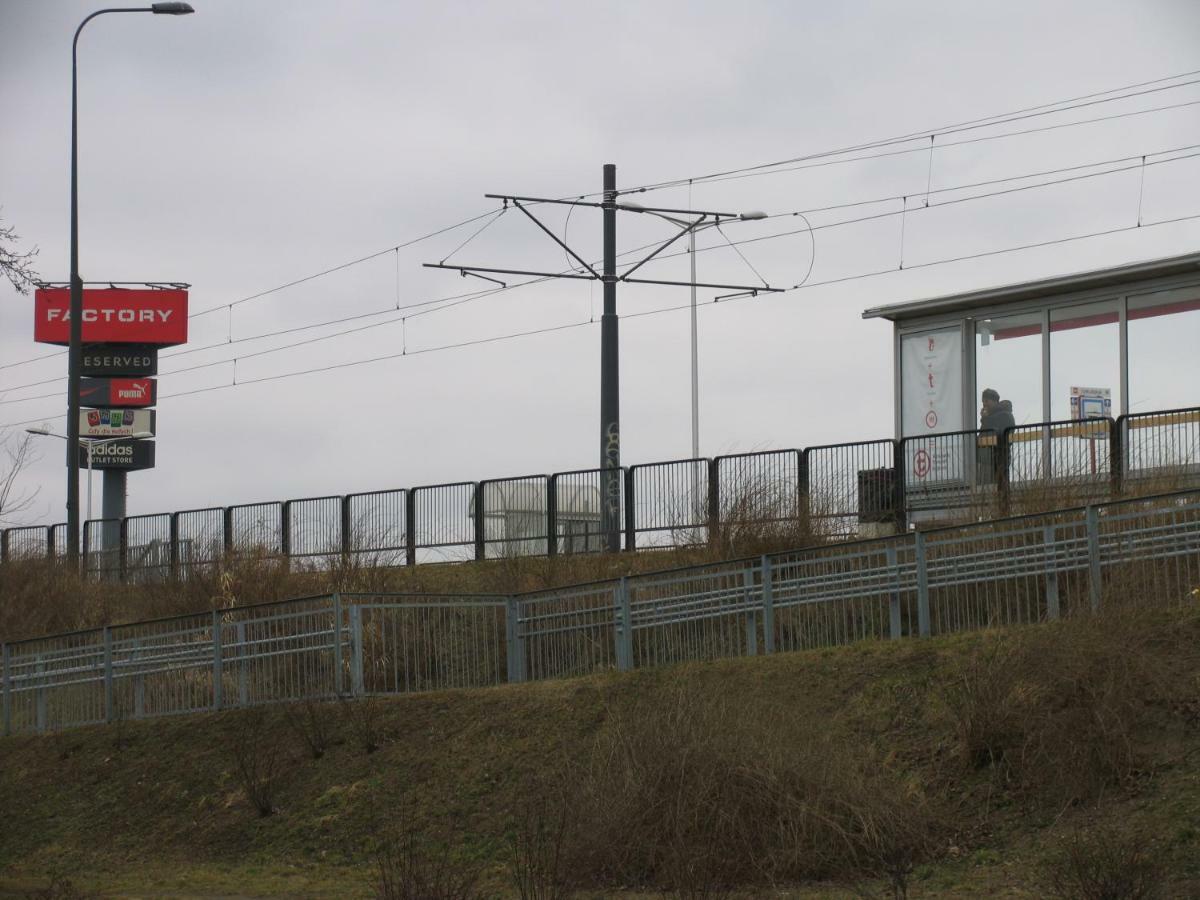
top-left (551, 469), bottom-right (613, 555)
top-left (1006, 418), bottom-right (1113, 510)
top-left (806, 440), bottom-right (897, 538)
top-left (175, 507), bottom-right (225, 578)
top-left (222, 597), bottom-right (341, 705)
top-left (6, 629), bottom-right (106, 733)
top-left (769, 540), bottom-right (913, 651)
top-left (352, 595), bottom-right (507, 693)
top-left (479, 476), bottom-right (550, 559)
top-left (125, 513), bottom-right (172, 582)
top-left (517, 585), bottom-right (618, 681)
top-left (901, 429), bottom-right (993, 522)
top-left (229, 502), bottom-right (284, 556)
top-left (716, 450), bottom-right (802, 540)
top-left (630, 459), bottom-right (708, 549)
top-left (344, 489), bottom-right (407, 565)
top-left (1123, 407), bottom-right (1200, 492)
top-left (287, 495), bottom-right (343, 560)
top-left (630, 563), bottom-right (761, 668)
top-left (83, 518), bottom-right (122, 581)
top-left (110, 613), bottom-right (216, 719)
top-left (2, 526), bottom-right (51, 561)
top-left (412, 482), bottom-right (476, 563)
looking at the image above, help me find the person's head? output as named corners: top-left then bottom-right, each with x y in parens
top-left (981, 388), bottom-right (1000, 412)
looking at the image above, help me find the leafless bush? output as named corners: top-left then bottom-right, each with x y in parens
top-left (939, 604), bottom-right (1185, 804)
top-left (507, 787), bottom-right (574, 900)
top-left (340, 693), bottom-right (383, 754)
top-left (1040, 824), bottom-right (1165, 900)
top-left (282, 696), bottom-right (335, 760)
top-left (375, 826), bottom-right (484, 900)
top-left (24, 869), bottom-right (100, 899)
top-left (227, 707), bottom-right (284, 817)
top-left (561, 676), bottom-right (941, 895)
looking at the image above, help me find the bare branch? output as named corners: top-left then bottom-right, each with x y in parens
top-left (0, 211), bottom-right (41, 295)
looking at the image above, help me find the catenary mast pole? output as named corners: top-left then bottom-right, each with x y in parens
top-left (600, 164), bottom-right (620, 552)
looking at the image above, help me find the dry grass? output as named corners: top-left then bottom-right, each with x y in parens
top-left (227, 706), bottom-right (285, 817)
top-left (557, 676), bottom-right (943, 897)
top-left (938, 602), bottom-right (1189, 805)
top-left (374, 824), bottom-right (484, 900)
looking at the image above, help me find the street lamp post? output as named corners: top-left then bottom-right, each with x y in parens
top-left (65, 2), bottom-right (194, 565)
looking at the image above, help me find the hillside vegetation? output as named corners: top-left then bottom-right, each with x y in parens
top-left (1, 598), bottom-right (1198, 898)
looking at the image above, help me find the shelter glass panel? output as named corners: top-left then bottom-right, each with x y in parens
top-left (1050, 299), bottom-right (1121, 422)
top-left (1128, 286), bottom-right (1200, 414)
top-left (975, 310), bottom-right (1042, 428)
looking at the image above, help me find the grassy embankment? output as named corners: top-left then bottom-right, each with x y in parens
top-left (1, 596), bottom-right (1198, 899)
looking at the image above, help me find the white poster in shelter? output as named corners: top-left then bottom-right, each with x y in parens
top-left (901, 328), bottom-right (964, 483)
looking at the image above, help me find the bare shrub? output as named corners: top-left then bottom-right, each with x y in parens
top-left (24, 870), bottom-right (99, 900)
top-left (375, 826), bottom-right (483, 900)
top-left (227, 707), bottom-right (284, 817)
top-left (939, 604), bottom-right (1185, 804)
top-left (282, 696), bottom-right (335, 760)
top-left (507, 787), bottom-right (574, 900)
top-left (340, 693), bottom-right (383, 754)
top-left (1040, 824), bottom-right (1165, 900)
top-left (561, 676), bottom-right (941, 895)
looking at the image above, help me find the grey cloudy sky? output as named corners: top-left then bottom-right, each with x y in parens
top-left (2, 0), bottom-right (1199, 526)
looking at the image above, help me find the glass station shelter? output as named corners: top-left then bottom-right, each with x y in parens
top-left (863, 252), bottom-right (1200, 442)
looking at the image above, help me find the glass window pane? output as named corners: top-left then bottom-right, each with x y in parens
top-left (1128, 286), bottom-right (1200, 414)
top-left (975, 310), bottom-right (1042, 428)
top-left (1050, 299), bottom-right (1120, 422)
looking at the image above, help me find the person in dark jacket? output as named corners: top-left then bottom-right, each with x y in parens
top-left (978, 389), bottom-right (1016, 484)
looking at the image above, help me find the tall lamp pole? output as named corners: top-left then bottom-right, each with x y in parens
top-left (65, 2), bottom-right (194, 565)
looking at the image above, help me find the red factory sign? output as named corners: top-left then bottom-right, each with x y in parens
top-left (78, 377), bottom-right (157, 408)
top-left (33, 288), bottom-right (188, 346)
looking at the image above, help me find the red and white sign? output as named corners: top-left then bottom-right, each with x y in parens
top-left (78, 377), bottom-right (157, 408)
top-left (34, 288), bottom-right (188, 346)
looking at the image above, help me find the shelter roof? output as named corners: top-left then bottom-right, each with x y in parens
top-left (862, 251), bottom-right (1200, 323)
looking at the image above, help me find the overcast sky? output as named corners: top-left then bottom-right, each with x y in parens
top-left (2, 0), bottom-right (1199, 528)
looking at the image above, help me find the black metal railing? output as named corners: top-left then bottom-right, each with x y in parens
top-left (2, 406), bottom-right (1197, 581)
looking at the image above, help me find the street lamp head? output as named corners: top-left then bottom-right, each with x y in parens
top-left (151, 2), bottom-right (195, 14)
top-left (131, 431), bottom-right (154, 440)
top-left (739, 211), bottom-right (768, 221)
top-left (25, 426), bottom-right (51, 436)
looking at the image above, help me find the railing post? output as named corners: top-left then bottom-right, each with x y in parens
top-left (886, 544), bottom-right (902, 639)
top-left (35, 655), bottom-right (47, 733)
top-left (505, 597), bottom-right (525, 683)
top-left (474, 483), bottom-right (486, 562)
top-left (350, 604), bottom-right (365, 697)
top-left (1043, 524), bottom-right (1060, 620)
top-left (236, 621), bottom-right (249, 706)
top-left (797, 450), bottom-right (810, 530)
top-left (892, 440), bottom-right (907, 533)
top-left (1086, 505), bottom-right (1102, 612)
top-left (222, 506), bottom-right (234, 559)
top-left (998, 428), bottom-right (1012, 518)
top-left (103, 626), bottom-right (113, 724)
top-left (2, 644), bottom-right (11, 737)
top-left (340, 495), bottom-right (353, 558)
top-left (333, 593), bottom-right (344, 697)
top-left (614, 577), bottom-right (633, 671)
top-left (1, 529), bottom-right (9, 565)
top-left (623, 467), bottom-right (636, 552)
top-left (914, 531), bottom-right (931, 637)
top-left (133, 639), bottom-right (145, 718)
top-left (212, 610), bottom-right (223, 711)
top-left (743, 568), bottom-right (758, 656)
top-left (118, 517), bottom-right (129, 584)
top-left (760, 555), bottom-right (774, 654)
top-left (546, 476), bottom-right (558, 558)
top-left (45, 525), bottom-right (54, 562)
top-left (280, 501), bottom-right (292, 572)
top-left (404, 489), bottom-right (417, 567)
top-left (1110, 416), bottom-right (1124, 498)
top-left (169, 512), bottom-right (180, 582)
